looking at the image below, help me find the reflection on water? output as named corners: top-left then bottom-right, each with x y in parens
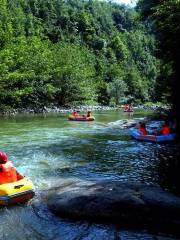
top-left (0, 110), bottom-right (179, 239)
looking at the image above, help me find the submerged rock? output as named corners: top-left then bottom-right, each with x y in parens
top-left (108, 118), bottom-right (145, 129)
top-left (46, 180), bottom-right (180, 234)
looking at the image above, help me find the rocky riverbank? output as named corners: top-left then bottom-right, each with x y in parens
top-left (0, 105), bottom-right (118, 116)
top-left (0, 103), bottom-right (169, 116)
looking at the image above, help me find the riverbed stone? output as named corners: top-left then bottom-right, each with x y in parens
top-left (46, 180), bottom-right (180, 233)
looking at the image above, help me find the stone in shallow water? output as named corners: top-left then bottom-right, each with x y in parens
top-left (45, 180), bottom-right (180, 235)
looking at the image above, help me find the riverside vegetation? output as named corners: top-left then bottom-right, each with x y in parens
top-left (0, 0), bottom-right (179, 128)
top-left (0, 0), bottom-right (160, 113)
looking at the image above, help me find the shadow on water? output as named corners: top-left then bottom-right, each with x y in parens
top-left (155, 142), bottom-right (180, 195)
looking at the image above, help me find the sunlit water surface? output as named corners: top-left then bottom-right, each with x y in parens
top-left (0, 110), bottom-right (179, 239)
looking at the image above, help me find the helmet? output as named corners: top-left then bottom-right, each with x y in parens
top-left (0, 150), bottom-right (8, 163)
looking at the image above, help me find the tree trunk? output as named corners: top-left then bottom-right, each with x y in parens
top-left (173, 59), bottom-right (180, 135)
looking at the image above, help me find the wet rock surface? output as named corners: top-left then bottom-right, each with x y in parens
top-left (108, 118), bottom-right (146, 129)
top-left (19, 198), bottom-right (180, 240)
top-left (45, 180), bottom-right (180, 236)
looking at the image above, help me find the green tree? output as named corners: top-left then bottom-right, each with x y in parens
top-left (50, 43), bottom-right (97, 106)
top-left (0, 0), bottom-right (160, 112)
top-left (107, 78), bottom-right (127, 105)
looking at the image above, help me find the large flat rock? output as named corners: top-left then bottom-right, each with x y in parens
top-left (46, 180), bottom-right (180, 233)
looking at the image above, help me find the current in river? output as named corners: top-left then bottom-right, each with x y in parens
top-left (0, 110), bottom-right (179, 240)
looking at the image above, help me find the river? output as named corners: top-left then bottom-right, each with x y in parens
top-left (0, 110), bottom-right (179, 239)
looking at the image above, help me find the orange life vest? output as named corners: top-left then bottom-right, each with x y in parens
top-left (139, 127), bottom-right (148, 135)
top-left (161, 126), bottom-right (170, 135)
top-left (0, 161), bottom-right (18, 184)
top-left (72, 112), bottom-right (77, 116)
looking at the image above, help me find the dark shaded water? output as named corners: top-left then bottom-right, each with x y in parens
top-left (0, 110), bottom-right (179, 239)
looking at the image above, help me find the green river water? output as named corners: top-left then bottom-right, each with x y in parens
top-left (0, 110), bottom-right (179, 239)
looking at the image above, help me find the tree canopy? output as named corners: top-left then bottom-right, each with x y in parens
top-left (0, 0), bottom-right (160, 111)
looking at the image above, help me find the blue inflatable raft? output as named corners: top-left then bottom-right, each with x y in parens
top-left (130, 128), bottom-right (176, 142)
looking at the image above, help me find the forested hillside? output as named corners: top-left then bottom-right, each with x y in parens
top-left (0, 0), bottom-right (159, 111)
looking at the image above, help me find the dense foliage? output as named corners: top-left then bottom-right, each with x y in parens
top-left (137, 0), bottom-right (180, 130)
top-left (0, 0), bottom-right (159, 111)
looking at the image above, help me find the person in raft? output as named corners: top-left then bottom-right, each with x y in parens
top-left (72, 110), bottom-right (77, 117)
top-left (76, 111), bottom-right (80, 116)
top-left (160, 121), bottom-right (170, 135)
top-left (0, 150), bottom-right (22, 184)
top-left (138, 122), bottom-right (148, 135)
top-left (128, 104), bottom-right (133, 111)
top-left (86, 111), bottom-right (92, 118)
top-left (72, 110), bottom-right (76, 116)
top-left (124, 104), bottom-right (129, 111)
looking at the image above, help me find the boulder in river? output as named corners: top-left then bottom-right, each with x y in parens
top-left (46, 180), bottom-right (180, 234)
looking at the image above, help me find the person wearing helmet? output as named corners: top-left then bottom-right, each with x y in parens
top-left (0, 150), bottom-right (22, 184)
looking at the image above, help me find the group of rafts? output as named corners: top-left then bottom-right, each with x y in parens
top-left (68, 109), bottom-right (176, 142)
top-left (1, 110), bottom-right (176, 206)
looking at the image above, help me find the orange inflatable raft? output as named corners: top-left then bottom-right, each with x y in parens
top-left (68, 115), bottom-right (95, 121)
